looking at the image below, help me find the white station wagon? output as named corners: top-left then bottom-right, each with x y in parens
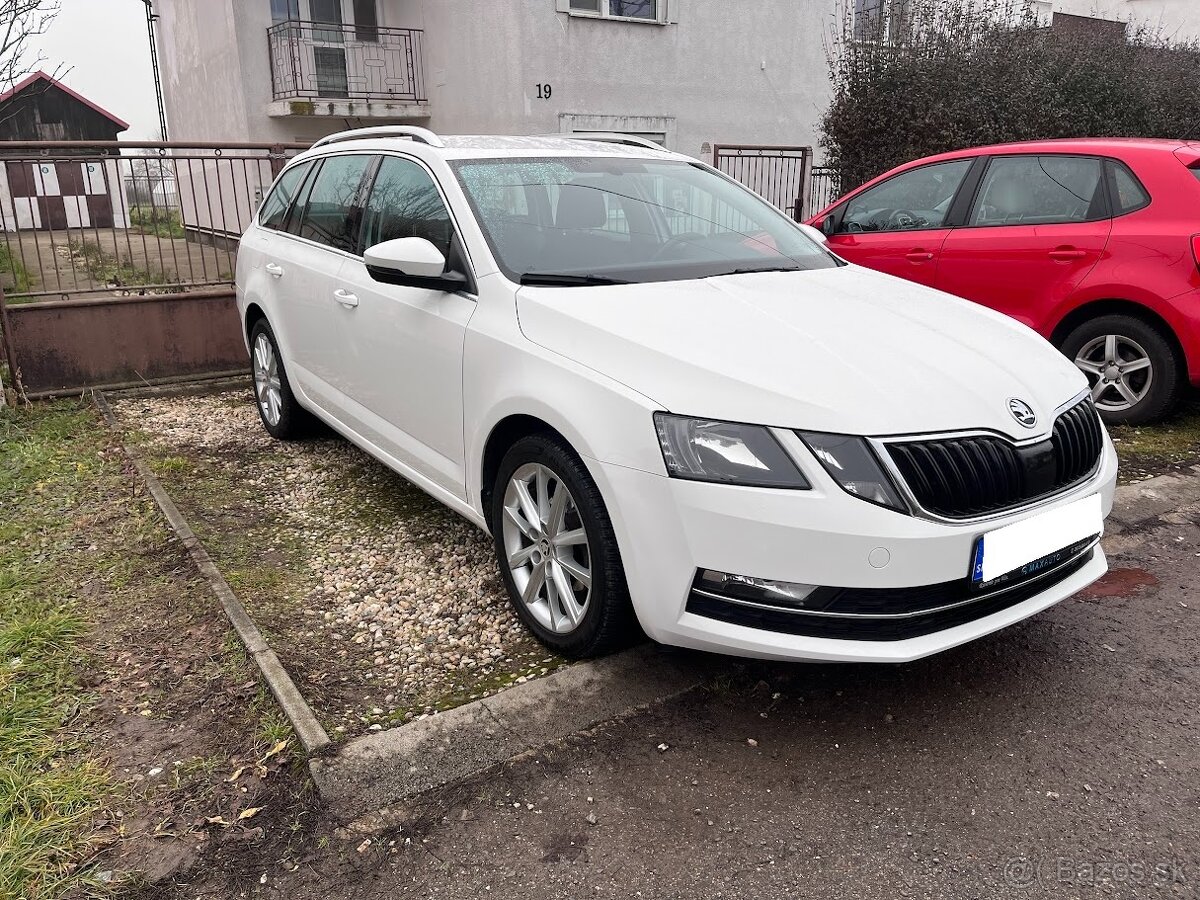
top-left (236, 126), bottom-right (1117, 662)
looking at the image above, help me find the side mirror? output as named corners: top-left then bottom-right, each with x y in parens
top-left (798, 223), bottom-right (828, 245)
top-left (364, 237), bottom-right (466, 290)
top-left (818, 215), bottom-right (837, 237)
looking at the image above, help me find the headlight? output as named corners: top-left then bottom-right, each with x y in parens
top-left (798, 432), bottom-right (907, 512)
top-left (654, 414), bottom-right (809, 489)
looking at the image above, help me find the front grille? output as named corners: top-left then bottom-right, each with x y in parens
top-left (886, 399), bottom-right (1103, 519)
top-left (1052, 398), bottom-right (1106, 489)
top-left (686, 546), bottom-right (1095, 642)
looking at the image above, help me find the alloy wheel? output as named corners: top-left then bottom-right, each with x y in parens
top-left (253, 333), bottom-right (283, 426)
top-left (1073, 333), bottom-right (1153, 413)
top-left (500, 462), bottom-right (592, 635)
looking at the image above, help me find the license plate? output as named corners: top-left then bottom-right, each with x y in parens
top-left (970, 493), bottom-right (1103, 586)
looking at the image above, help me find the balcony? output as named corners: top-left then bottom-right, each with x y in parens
top-left (266, 20), bottom-right (430, 119)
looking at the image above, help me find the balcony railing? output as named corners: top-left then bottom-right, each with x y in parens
top-left (267, 20), bottom-right (427, 103)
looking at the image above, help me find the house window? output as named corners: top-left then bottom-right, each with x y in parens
top-left (353, 0), bottom-right (379, 42)
top-left (270, 0), bottom-right (299, 23)
top-left (564, 0), bottom-right (663, 22)
top-left (854, 0), bottom-right (908, 42)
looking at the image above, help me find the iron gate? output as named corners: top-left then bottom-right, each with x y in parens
top-left (712, 144), bottom-right (813, 221)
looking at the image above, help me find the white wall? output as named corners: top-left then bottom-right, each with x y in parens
top-left (406, 0), bottom-right (835, 159)
top-left (156, 0), bottom-right (253, 141)
top-left (1047, 0), bottom-right (1200, 40)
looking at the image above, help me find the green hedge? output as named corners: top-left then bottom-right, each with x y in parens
top-left (821, 0), bottom-right (1200, 193)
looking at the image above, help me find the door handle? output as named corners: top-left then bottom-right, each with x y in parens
top-left (1049, 247), bottom-right (1087, 261)
top-left (905, 250), bottom-right (935, 262)
top-left (265, 262), bottom-right (284, 278)
top-left (333, 288), bottom-right (359, 308)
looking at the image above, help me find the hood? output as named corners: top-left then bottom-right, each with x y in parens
top-left (516, 265), bottom-right (1087, 440)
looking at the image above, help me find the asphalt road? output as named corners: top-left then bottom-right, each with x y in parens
top-left (213, 487), bottom-right (1200, 900)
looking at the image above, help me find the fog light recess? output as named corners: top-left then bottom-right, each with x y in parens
top-left (695, 569), bottom-right (822, 609)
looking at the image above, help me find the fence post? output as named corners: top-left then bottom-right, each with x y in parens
top-left (0, 280), bottom-right (24, 404)
top-left (268, 144), bottom-right (287, 178)
top-left (797, 150), bottom-right (814, 222)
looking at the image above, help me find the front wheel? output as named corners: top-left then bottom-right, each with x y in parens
top-left (1060, 314), bottom-right (1184, 426)
top-left (490, 434), bottom-right (638, 659)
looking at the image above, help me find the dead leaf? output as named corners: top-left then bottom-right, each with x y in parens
top-left (237, 807), bottom-right (263, 821)
top-left (258, 740), bottom-right (290, 764)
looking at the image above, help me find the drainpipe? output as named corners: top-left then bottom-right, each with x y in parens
top-left (141, 0), bottom-right (169, 140)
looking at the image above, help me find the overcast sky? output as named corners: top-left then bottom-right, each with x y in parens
top-left (27, 0), bottom-right (161, 140)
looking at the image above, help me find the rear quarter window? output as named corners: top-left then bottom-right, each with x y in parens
top-left (1107, 160), bottom-right (1151, 215)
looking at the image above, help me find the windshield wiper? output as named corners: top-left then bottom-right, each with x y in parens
top-left (519, 272), bottom-right (630, 287)
top-left (712, 265), bottom-right (802, 278)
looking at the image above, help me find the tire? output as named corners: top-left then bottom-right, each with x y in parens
top-left (249, 319), bottom-right (314, 440)
top-left (1059, 314), bottom-right (1184, 427)
top-left (490, 434), bottom-right (639, 659)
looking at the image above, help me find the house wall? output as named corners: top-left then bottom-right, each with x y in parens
top-left (1044, 0), bottom-right (1200, 40)
top-left (158, 0), bottom-right (838, 160)
top-left (156, 0), bottom-right (254, 142)
top-left (406, 0), bottom-right (833, 159)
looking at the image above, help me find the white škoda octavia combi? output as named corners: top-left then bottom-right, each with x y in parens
top-left (236, 127), bottom-right (1117, 663)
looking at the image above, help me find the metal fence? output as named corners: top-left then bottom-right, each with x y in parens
top-left (0, 140), bottom-right (309, 398)
top-left (267, 20), bottom-right (426, 102)
top-left (0, 141), bottom-right (308, 302)
top-left (807, 166), bottom-right (842, 219)
top-left (713, 145), bottom-right (813, 221)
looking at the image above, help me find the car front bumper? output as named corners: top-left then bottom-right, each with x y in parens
top-left (594, 433), bottom-right (1117, 663)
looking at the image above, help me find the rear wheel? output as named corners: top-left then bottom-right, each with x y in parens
top-left (490, 434), bottom-right (638, 659)
top-left (249, 319), bottom-right (313, 439)
top-left (1060, 314), bottom-right (1184, 426)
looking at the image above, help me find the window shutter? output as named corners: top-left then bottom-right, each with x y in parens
top-left (663, 0), bottom-right (679, 23)
top-left (556, 0), bottom-right (572, 12)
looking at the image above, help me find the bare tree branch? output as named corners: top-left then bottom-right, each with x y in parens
top-left (0, 0), bottom-right (62, 93)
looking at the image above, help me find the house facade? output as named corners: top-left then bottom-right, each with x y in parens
top-left (153, 0), bottom-right (838, 160)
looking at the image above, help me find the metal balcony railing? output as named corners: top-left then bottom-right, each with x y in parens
top-left (267, 21), bottom-right (427, 103)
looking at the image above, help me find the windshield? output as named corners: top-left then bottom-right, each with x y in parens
top-left (450, 156), bottom-right (839, 285)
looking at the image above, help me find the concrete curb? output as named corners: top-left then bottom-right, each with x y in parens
top-left (94, 390), bottom-right (332, 754)
top-left (310, 643), bottom-right (713, 820)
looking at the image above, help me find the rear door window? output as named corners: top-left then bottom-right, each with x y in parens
top-left (971, 156), bottom-right (1107, 226)
top-left (294, 154), bottom-right (373, 253)
top-left (258, 161), bottom-right (312, 231)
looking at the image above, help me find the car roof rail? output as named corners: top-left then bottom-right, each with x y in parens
top-left (311, 125), bottom-right (446, 150)
top-left (545, 132), bottom-right (669, 152)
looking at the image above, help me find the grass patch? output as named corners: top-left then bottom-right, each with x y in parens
top-left (68, 239), bottom-right (182, 293)
top-left (0, 402), bottom-right (112, 899)
top-left (0, 242), bottom-right (34, 300)
top-left (129, 206), bottom-right (185, 240)
top-left (1109, 397), bottom-right (1200, 482)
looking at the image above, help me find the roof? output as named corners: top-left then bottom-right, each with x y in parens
top-left (0, 70), bottom-right (130, 131)
top-left (920, 137), bottom-right (1190, 163)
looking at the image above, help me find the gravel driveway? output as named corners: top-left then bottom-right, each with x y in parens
top-left (112, 388), bottom-right (561, 735)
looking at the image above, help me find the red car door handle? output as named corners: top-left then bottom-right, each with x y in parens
top-left (905, 250), bottom-right (935, 262)
top-left (1049, 247), bottom-right (1087, 261)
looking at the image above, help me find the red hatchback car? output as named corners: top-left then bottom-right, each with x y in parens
top-left (808, 138), bottom-right (1200, 424)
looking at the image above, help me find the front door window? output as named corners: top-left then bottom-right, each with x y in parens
top-left (839, 159), bottom-right (972, 233)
